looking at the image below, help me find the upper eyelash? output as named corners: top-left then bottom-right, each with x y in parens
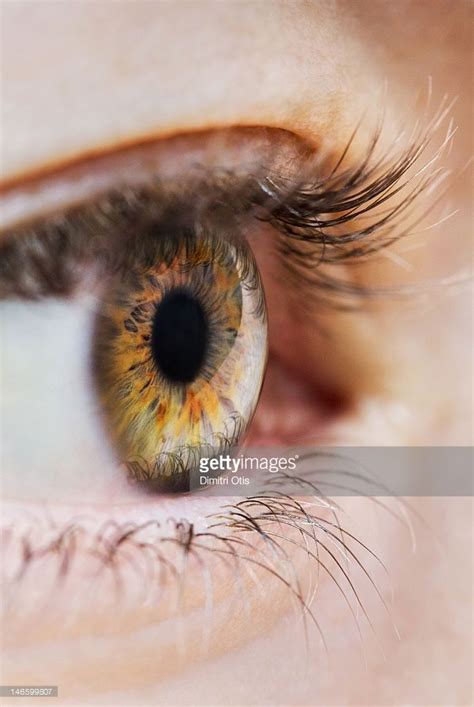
top-left (0, 98), bottom-right (457, 309)
top-left (0, 181), bottom-right (260, 300)
top-left (254, 97), bottom-right (457, 307)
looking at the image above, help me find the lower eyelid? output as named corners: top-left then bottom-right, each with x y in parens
top-left (0, 495), bottom-right (309, 637)
top-left (3, 531), bottom-right (301, 695)
top-left (2, 491), bottom-right (398, 699)
top-left (1, 291), bottom-right (399, 695)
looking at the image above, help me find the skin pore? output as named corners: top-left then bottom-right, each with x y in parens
top-left (1, 1), bottom-right (472, 705)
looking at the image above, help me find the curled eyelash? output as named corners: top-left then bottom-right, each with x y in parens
top-left (253, 94), bottom-right (461, 308)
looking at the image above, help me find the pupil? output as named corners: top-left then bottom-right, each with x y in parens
top-left (151, 289), bottom-right (209, 384)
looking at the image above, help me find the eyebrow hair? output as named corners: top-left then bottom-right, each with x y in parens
top-left (0, 101), bottom-right (456, 306)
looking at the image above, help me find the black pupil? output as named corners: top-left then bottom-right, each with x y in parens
top-left (151, 290), bottom-right (208, 384)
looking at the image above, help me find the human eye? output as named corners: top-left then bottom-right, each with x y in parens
top-left (0, 113), bottom-right (459, 684)
top-left (1, 2), bottom-right (472, 706)
top-left (0, 112), bottom-right (453, 498)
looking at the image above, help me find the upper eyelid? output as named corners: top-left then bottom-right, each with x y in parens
top-left (0, 96), bottom-right (454, 239)
top-left (0, 108), bottom-right (457, 307)
top-left (0, 127), bottom-right (312, 233)
top-left (0, 170), bottom-right (270, 301)
top-left (0, 121), bottom-right (444, 245)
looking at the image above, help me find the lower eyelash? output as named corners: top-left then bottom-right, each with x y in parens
top-left (1, 467), bottom-right (403, 658)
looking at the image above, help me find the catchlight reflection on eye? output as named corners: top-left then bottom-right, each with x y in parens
top-left (92, 229), bottom-right (267, 490)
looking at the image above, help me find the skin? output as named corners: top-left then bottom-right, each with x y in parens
top-left (0, 1), bottom-right (472, 705)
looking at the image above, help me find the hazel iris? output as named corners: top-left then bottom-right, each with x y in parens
top-left (92, 230), bottom-right (267, 489)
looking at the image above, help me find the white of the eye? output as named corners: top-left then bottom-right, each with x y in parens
top-left (1, 295), bottom-right (131, 502)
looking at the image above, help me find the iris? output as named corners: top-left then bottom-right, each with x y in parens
top-left (92, 230), bottom-right (267, 489)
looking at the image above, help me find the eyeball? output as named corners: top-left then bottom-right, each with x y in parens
top-left (92, 230), bottom-right (267, 490)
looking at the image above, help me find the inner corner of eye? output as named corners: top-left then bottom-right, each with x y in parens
top-left (91, 230), bottom-right (268, 492)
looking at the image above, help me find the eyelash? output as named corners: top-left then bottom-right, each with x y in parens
top-left (0, 97), bottom-right (454, 308)
top-left (256, 97), bottom-right (456, 307)
top-left (3, 468), bottom-right (402, 655)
